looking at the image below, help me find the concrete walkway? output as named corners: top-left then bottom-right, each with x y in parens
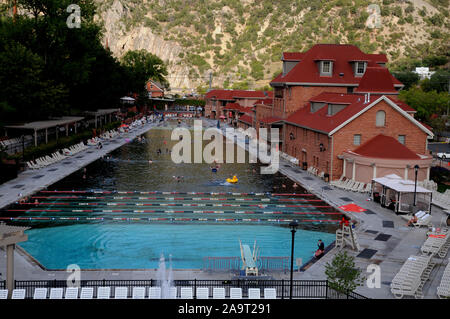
top-left (211, 119), bottom-right (449, 299)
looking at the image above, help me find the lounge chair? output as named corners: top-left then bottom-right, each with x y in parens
top-left (180, 287), bottom-right (193, 299)
top-left (437, 258), bottom-right (450, 298)
top-left (114, 287), bottom-right (128, 299)
top-left (330, 175), bottom-right (344, 186)
top-left (49, 288), bottom-right (63, 299)
top-left (343, 180), bottom-right (356, 191)
top-left (230, 288), bottom-right (242, 299)
top-left (97, 287), bottom-right (111, 299)
top-left (196, 287), bottom-right (209, 299)
top-left (148, 287), bottom-right (161, 299)
top-left (213, 287), bottom-right (226, 299)
top-left (248, 288), bottom-right (261, 299)
top-left (65, 287), bottom-right (79, 299)
top-left (80, 287), bottom-right (94, 299)
top-left (0, 289), bottom-right (8, 299)
top-left (264, 288), bottom-right (277, 299)
top-left (132, 287), bottom-right (145, 299)
top-left (33, 288), bottom-right (48, 299)
top-left (11, 289), bottom-right (26, 299)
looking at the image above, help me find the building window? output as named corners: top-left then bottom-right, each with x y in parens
top-left (321, 61), bottom-right (332, 76)
top-left (353, 134), bottom-right (361, 146)
top-left (376, 110), bottom-right (386, 127)
top-left (356, 62), bottom-right (366, 75)
top-left (398, 135), bottom-right (406, 145)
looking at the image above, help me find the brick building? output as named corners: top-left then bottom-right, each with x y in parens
top-left (146, 80), bottom-right (164, 98)
top-left (204, 90), bottom-right (269, 120)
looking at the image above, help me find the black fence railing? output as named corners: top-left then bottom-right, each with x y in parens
top-left (2, 279), bottom-right (368, 299)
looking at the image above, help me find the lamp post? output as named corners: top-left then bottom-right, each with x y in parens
top-left (289, 221), bottom-right (298, 299)
top-left (413, 165), bottom-right (419, 207)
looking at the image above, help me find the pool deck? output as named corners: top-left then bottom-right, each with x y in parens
top-left (0, 118), bottom-right (449, 299)
top-left (210, 119), bottom-right (449, 299)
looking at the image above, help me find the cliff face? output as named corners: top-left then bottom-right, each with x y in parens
top-left (97, 0), bottom-right (193, 92)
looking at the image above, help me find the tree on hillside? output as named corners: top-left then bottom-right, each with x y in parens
top-left (392, 71), bottom-right (420, 90)
top-left (121, 50), bottom-right (169, 95)
top-left (421, 70), bottom-right (450, 93)
top-left (324, 250), bottom-right (365, 294)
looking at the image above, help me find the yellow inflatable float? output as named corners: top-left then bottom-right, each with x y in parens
top-left (226, 176), bottom-right (238, 183)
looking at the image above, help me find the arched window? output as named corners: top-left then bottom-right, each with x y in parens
top-left (376, 110), bottom-right (386, 127)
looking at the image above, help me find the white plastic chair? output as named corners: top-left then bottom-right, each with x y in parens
top-left (180, 287), bottom-right (193, 299)
top-left (264, 288), bottom-right (277, 299)
top-left (114, 287), bottom-right (128, 299)
top-left (213, 287), bottom-right (225, 299)
top-left (248, 288), bottom-right (261, 299)
top-left (97, 287), bottom-right (111, 299)
top-left (33, 288), bottom-right (48, 299)
top-left (49, 288), bottom-right (63, 299)
top-left (64, 287), bottom-right (79, 299)
top-left (230, 288), bottom-right (242, 299)
top-left (80, 287), bottom-right (94, 299)
top-left (148, 287), bottom-right (161, 299)
top-left (11, 289), bottom-right (26, 299)
top-left (132, 287), bottom-right (146, 299)
top-left (196, 287), bottom-right (209, 299)
top-left (0, 289), bottom-right (8, 299)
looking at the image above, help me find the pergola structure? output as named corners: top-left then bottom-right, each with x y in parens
top-left (84, 109), bottom-right (120, 128)
top-left (0, 223), bottom-right (29, 298)
top-left (4, 117), bottom-right (84, 147)
top-left (371, 174), bottom-right (432, 214)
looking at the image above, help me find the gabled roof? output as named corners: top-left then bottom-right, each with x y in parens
top-left (205, 90), bottom-right (268, 100)
top-left (271, 44), bottom-right (402, 87)
top-left (224, 103), bottom-right (253, 113)
top-left (146, 79), bottom-right (164, 92)
top-left (259, 116), bottom-right (283, 124)
top-left (350, 134), bottom-right (420, 159)
top-left (238, 114), bottom-right (253, 124)
top-left (282, 52), bottom-right (305, 61)
top-left (285, 93), bottom-right (433, 137)
top-left (354, 67), bottom-right (398, 94)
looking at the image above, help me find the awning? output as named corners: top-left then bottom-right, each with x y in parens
top-left (372, 174), bottom-right (432, 193)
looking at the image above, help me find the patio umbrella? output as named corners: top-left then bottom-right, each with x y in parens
top-left (219, 115), bottom-right (226, 119)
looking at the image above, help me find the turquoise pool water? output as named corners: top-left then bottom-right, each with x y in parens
top-left (8, 120), bottom-right (339, 270)
top-left (20, 223), bottom-right (336, 270)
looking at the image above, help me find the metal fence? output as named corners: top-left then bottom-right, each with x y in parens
top-left (3, 279), bottom-right (367, 299)
top-left (202, 256), bottom-right (290, 272)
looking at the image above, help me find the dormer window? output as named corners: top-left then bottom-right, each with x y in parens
top-left (320, 61), bottom-right (333, 76)
top-left (355, 62), bottom-right (366, 76)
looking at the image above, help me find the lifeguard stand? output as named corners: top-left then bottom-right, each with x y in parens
top-left (336, 222), bottom-right (360, 251)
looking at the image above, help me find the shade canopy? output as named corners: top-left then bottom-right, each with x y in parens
top-left (372, 174), bottom-right (431, 193)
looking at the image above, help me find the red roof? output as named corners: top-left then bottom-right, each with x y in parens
top-left (224, 103), bottom-right (253, 113)
top-left (282, 52), bottom-right (305, 61)
top-left (354, 67), bottom-right (398, 94)
top-left (271, 44), bottom-right (402, 87)
top-left (350, 134), bottom-right (420, 159)
top-left (285, 92), bottom-right (420, 134)
top-left (205, 90), bottom-right (268, 100)
top-left (238, 114), bottom-right (253, 124)
top-left (259, 116), bottom-right (283, 124)
top-left (254, 98), bottom-right (274, 105)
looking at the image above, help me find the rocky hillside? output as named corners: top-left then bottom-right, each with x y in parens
top-left (94, 0), bottom-right (449, 92)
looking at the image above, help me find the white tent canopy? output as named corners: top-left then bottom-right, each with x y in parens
top-left (371, 174), bottom-right (432, 213)
top-left (120, 96), bottom-right (135, 101)
top-left (372, 174), bottom-right (432, 193)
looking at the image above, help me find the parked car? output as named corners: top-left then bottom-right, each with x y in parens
top-left (436, 152), bottom-right (450, 159)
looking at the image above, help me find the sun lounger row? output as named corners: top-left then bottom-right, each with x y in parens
top-left (431, 190), bottom-right (450, 210)
top-left (0, 286), bottom-right (277, 299)
top-left (0, 135), bottom-right (32, 148)
top-left (63, 142), bottom-right (88, 156)
top-left (26, 151), bottom-right (67, 169)
top-left (330, 177), bottom-right (371, 193)
top-left (421, 232), bottom-right (450, 258)
top-left (401, 210), bottom-right (433, 228)
top-left (437, 258), bottom-right (450, 299)
top-left (391, 255), bottom-right (436, 299)
top-left (279, 152), bottom-right (299, 165)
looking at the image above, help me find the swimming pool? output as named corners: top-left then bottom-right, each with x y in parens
top-left (5, 120), bottom-right (339, 270)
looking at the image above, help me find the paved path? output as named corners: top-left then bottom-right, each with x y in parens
top-left (211, 120), bottom-right (449, 299)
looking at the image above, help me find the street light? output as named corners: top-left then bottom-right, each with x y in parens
top-left (289, 220), bottom-right (298, 299)
top-left (413, 165), bottom-right (419, 207)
